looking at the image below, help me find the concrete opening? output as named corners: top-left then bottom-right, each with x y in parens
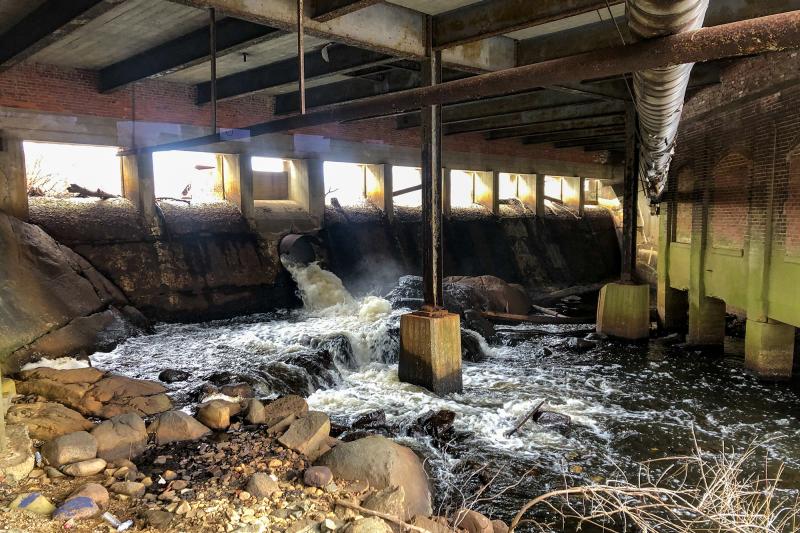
top-left (252, 156), bottom-right (289, 201)
top-left (152, 150), bottom-right (219, 203)
top-left (323, 161), bottom-right (367, 206)
top-left (23, 141), bottom-right (121, 198)
top-left (392, 166), bottom-right (422, 208)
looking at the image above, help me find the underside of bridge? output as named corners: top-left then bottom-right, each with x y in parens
top-left (2, 1), bottom-right (800, 530)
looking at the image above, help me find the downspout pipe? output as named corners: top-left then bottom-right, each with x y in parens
top-left (626, 0), bottom-right (709, 202)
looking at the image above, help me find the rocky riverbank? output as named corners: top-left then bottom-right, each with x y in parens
top-left (1, 365), bottom-right (509, 533)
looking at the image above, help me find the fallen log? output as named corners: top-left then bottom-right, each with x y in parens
top-left (481, 311), bottom-right (594, 325)
top-left (495, 327), bottom-right (595, 338)
top-left (529, 282), bottom-right (607, 305)
top-left (67, 183), bottom-right (119, 200)
top-left (531, 304), bottom-right (568, 318)
top-left (506, 400), bottom-right (545, 437)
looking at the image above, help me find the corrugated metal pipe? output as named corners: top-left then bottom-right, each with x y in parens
top-left (626, 0), bottom-right (709, 202)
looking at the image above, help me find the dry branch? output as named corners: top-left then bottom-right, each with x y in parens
top-left (67, 183), bottom-right (119, 200)
top-left (334, 500), bottom-right (431, 533)
top-left (505, 400), bottom-right (545, 437)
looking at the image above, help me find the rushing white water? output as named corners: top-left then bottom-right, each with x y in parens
top-left (92, 262), bottom-right (800, 525)
top-left (21, 357), bottom-right (91, 371)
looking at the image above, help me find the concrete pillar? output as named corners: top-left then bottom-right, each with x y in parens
top-left (399, 310), bottom-right (462, 394)
top-left (121, 152), bottom-right (156, 224)
top-left (442, 168), bottom-right (451, 217)
top-left (365, 163), bottom-right (393, 220)
top-left (535, 173), bottom-right (546, 216)
top-left (578, 177), bottom-right (586, 217)
top-left (745, 319), bottom-right (795, 380)
top-left (687, 296), bottom-right (726, 346)
top-left (287, 159), bottom-right (325, 222)
top-left (473, 170), bottom-right (498, 215)
top-left (219, 154), bottom-right (254, 220)
top-left (596, 282), bottom-right (650, 340)
top-left (517, 174), bottom-right (537, 212)
top-left (0, 134), bottom-right (28, 220)
top-left (562, 176), bottom-right (581, 212)
top-left (657, 207), bottom-right (689, 330)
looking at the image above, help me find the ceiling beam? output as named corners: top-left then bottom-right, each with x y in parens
top-left (485, 115), bottom-right (626, 141)
top-left (551, 135), bottom-right (625, 148)
top-left (518, 126), bottom-right (626, 145)
top-left (517, 0), bottom-right (800, 65)
top-left (99, 18), bottom-right (283, 93)
top-left (196, 43), bottom-right (392, 103)
top-left (166, 0), bottom-right (515, 72)
top-left (311, 0), bottom-right (382, 22)
top-left (443, 103), bottom-right (627, 136)
top-left (433, 0), bottom-right (620, 49)
top-left (0, 0), bottom-right (124, 69)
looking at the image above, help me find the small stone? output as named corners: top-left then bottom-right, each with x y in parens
top-left (304, 466), bottom-right (333, 488)
top-left (344, 517), bottom-right (392, 533)
top-left (110, 481), bottom-right (146, 498)
top-left (176, 501), bottom-right (192, 515)
top-left (45, 466), bottom-right (64, 479)
top-left (69, 483), bottom-right (110, 507)
top-left (158, 369), bottom-right (190, 383)
top-left (144, 510), bottom-right (174, 529)
top-left (197, 400), bottom-right (239, 430)
top-left (172, 479), bottom-right (189, 490)
top-left (154, 455), bottom-right (168, 465)
top-left (247, 472), bottom-right (281, 499)
top-left (142, 476), bottom-right (153, 487)
top-left (268, 459), bottom-right (283, 468)
top-left (41, 431), bottom-right (97, 468)
top-left (278, 412), bottom-right (330, 456)
top-left (9, 492), bottom-right (55, 517)
top-left (53, 496), bottom-right (100, 521)
top-left (62, 458), bottom-right (107, 477)
top-left (163, 469), bottom-right (178, 481)
top-left (245, 399), bottom-right (266, 425)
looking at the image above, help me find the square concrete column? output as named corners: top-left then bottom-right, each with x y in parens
top-left (596, 282), bottom-right (650, 340)
top-left (687, 295), bottom-right (726, 346)
top-left (365, 163), bottom-right (393, 220)
top-left (473, 170), bottom-right (499, 215)
top-left (218, 154), bottom-right (254, 220)
top-left (535, 174), bottom-right (546, 216)
top-left (578, 177), bottom-right (586, 217)
top-left (399, 310), bottom-right (462, 394)
top-left (745, 319), bottom-right (795, 380)
top-left (121, 152), bottom-right (156, 225)
top-left (657, 209), bottom-right (689, 330)
top-left (562, 176), bottom-right (582, 212)
top-left (442, 168), bottom-right (451, 217)
top-left (0, 133), bottom-right (28, 220)
top-left (517, 174), bottom-right (537, 212)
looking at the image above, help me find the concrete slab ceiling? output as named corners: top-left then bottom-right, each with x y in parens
top-left (0, 0), bottom-right (46, 35)
top-left (30, 0), bottom-right (209, 69)
top-left (504, 2), bottom-right (626, 41)
top-left (386, 0), bottom-right (483, 16)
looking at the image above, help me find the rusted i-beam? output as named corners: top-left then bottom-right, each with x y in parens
top-left (298, 0), bottom-right (306, 114)
top-left (621, 105), bottom-right (639, 282)
top-left (421, 16), bottom-right (443, 310)
top-left (122, 11), bottom-right (800, 155)
top-left (209, 7), bottom-right (217, 132)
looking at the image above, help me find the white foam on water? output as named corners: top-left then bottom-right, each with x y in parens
top-left (21, 357), bottom-right (91, 371)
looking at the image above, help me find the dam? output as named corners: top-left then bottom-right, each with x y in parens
top-left (1, 1), bottom-right (800, 532)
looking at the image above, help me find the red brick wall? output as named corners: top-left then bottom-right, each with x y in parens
top-left (669, 51), bottom-right (800, 258)
top-left (0, 62), bottom-right (603, 166)
top-left (675, 165), bottom-right (693, 244)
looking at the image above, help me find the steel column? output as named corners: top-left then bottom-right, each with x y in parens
top-left (209, 8), bottom-right (218, 133)
top-left (621, 105), bottom-right (640, 282)
top-left (298, 0), bottom-right (306, 114)
top-left (421, 18), bottom-right (443, 310)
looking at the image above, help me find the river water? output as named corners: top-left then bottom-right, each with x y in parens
top-left (91, 263), bottom-right (800, 529)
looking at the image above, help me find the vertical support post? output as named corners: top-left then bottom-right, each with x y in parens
top-left (535, 173), bottom-right (546, 217)
top-left (421, 18), bottom-right (443, 311)
top-left (442, 168), bottom-right (451, 217)
top-left (0, 133), bottom-right (28, 220)
top-left (365, 164), bottom-right (393, 220)
top-left (621, 105), bottom-right (639, 282)
top-left (209, 8), bottom-right (217, 133)
top-left (578, 177), bottom-right (586, 217)
top-left (297, 0), bottom-right (306, 115)
top-left (473, 171), bottom-right (498, 215)
top-left (305, 159), bottom-right (326, 222)
top-left (219, 154), bottom-right (254, 221)
top-left (137, 152), bottom-right (157, 226)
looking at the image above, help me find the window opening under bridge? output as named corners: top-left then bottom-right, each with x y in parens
top-left (324, 161), bottom-right (367, 206)
top-left (392, 166), bottom-right (422, 208)
top-left (23, 141), bottom-right (122, 198)
top-left (252, 156), bottom-right (289, 201)
top-left (450, 169), bottom-right (477, 209)
top-left (152, 150), bottom-right (219, 203)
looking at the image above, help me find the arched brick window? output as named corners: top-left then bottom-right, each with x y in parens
top-left (709, 153), bottom-right (752, 250)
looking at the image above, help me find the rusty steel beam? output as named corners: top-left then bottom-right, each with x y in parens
top-left (123, 11), bottom-right (800, 155)
top-left (520, 126), bottom-right (626, 145)
top-left (486, 115), bottom-right (627, 141)
top-left (311, 0), bottom-right (382, 22)
top-left (433, 0), bottom-right (621, 49)
top-left (621, 106), bottom-right (638, 281)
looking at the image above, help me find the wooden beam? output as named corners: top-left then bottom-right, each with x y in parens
top-left (99, 18), bottom-right (282, 92)
top-left (0, 0), bottom-right (123, 69)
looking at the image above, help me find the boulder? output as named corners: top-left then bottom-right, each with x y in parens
top-left (463, 309), bottom-right (496, 341)
top-left (453, 509), bottom-right (493, 533)
top-left (246, 472), bottom-right (280, 499)
top-left (147, 411), bottom-right (211, 445)
top-left (245, 398), bottom-right (266, 424)
top-left (219, 382), bottom-right (254, 398)
top-left (461, 329), bottom-right (489, 363)
top-left (158, 369), bottom-right (190, 383)
top-left (317, 436), bottom-right (432, 518)
top-left (446, 275), bottom-right (530, 315)
top-left (304, 466), bottom-right (333, 488)
top-left (110, 481), bottom-right (146, 498)
top-left (53, 497), bottom-right (100, 521)
top-left (69, 483), bottom-right (109, 508)
top-left (345, 517), bottom-right (393, 533)
top-left (263, 395), bottom-right (309, 427)
top-left (278, 411), bottom-right (330, 456)
top-left (61, 458), bottom-right (107, 477)
top-left (363, 486), bottom-right (407, 520)
top-left (9, 492), bottom-right (55, 517)
top-left (80, 375), bottom-right (172, 419)
top-left (0, 425), bottom-right (35, 483)
top-left (91, 413), bottom-right (148, 461)
top-left (6, 402), bottom-right (94, 441)
top-left (196, 400), bottom-right (241, 430)
top-left (492, 519), bottom-right (509, 533)
top-left (41, 431), bottom-right (97, 468)
top-left (15, 368), bottom-right (103, 409)
top-left (385, 275), bottom-right (489, 315)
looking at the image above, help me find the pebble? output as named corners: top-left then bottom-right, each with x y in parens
top-left (239, 491), bottom-right (252, 501)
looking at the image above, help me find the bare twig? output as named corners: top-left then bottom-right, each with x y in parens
top-left (505, 400), bottom-right (545, 437)
top-left (334, 500), bottom-right (430, 533)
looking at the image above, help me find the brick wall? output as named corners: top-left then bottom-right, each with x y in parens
top-left (0, 61), bottom-right (602, 166)
top-left (709, 153), bottom-right (751, 250)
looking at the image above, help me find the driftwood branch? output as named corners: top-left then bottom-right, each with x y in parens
top-left (67, 183), bottom-right (119, 200)
top-left (505, 399), bottom-right (545, 437)
top-left (494, 328), bottom-right (594, 338)
top-left (482, 311), bottom-right (594, 325)
top-left (334, 500), bottom-right (431, 533)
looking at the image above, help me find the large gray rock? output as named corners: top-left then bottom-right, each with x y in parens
top-left (196, 400), bottom-right (241, 430)
top-left (0, 424), bottom-right (35, 483)
top-left (446, 275), bottom-right (531, 315)
top-left (6, 402), bottom-right (94, 441)
top-left (263, 395), bottom-right (308, 427)
top-left (317, 436), bottom-right (432, 518)
top-left (91, 413), bottom-right (147, 461)
top-left (278, 411), bottom-right (330, 457)
top-left (41, 431), bottom-right (97, 468)
top-left (147, 411), bottom-right (211, 445)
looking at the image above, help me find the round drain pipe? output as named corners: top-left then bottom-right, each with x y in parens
top-left (279, 234), bottom-right (318, 265)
